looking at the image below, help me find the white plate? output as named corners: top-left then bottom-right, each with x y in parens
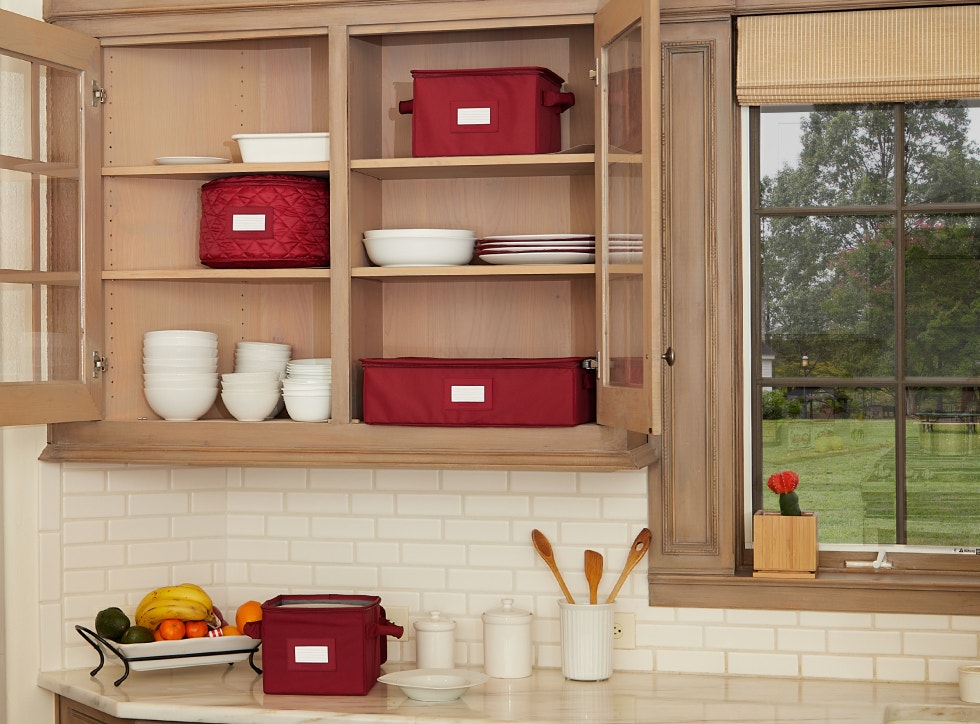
top-left (477, 239), bottom-right (596, 249)
top-left (479, 251), bottom-right (595, 265)
top-left (480, 234), bottom-right (594, 242)
top-left (111, 635), bottom-right (260, 671)
top-left (154, 156), bottom-right (231, 165)
top-left (477, 245), bottom-right (596, 253)
top-left (378, 668), bottom-right (489, 702)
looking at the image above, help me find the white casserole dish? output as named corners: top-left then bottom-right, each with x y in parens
top-left (232, 132), bottom-right (329, 162)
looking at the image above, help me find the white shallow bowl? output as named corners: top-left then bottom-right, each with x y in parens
top-left (143, 361), bottom-right (218, 374)
top-left (222, 371), bottom-right (281, 383)
top-left (283, 393), bottom-right (331, 422)
top-left (144, 385), bottom-right (217, 421)
top-left (144, 345), bottom-right (218, 359)
top-left (232, 132), bottom-right (329, 163)
top-left (363, 228), bottom-right (475, 240)
top-left (144, 373), bottom-right (218, 385)
top-left (288, 358), bottom-right (333, 367)
top-left (144, 329), bottom-right (217, 344)
top-left (363, 235), bottom-right (475, 267)
top-left (221, 389), bottom-right (282, 421)
top-left (377, 669), bottom-right (489, 702)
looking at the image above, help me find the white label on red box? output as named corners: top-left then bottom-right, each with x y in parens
top-left (457, 107), bottom-right (492, 126)
top-left (232, 213), bottom-right (268, 232)
top-left (294, 645), bottom-right (330, 664)
top-left (451, 385), bottom-right (486, 403)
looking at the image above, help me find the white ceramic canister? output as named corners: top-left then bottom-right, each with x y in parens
top-left (482, 598), bottom-right (533, 678)
top-left (413, 610), bottom-right (456, 669)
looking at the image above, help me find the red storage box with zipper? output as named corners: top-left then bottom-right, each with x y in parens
top-left (252, 594), bottom-right (402, 696)
top-left (199, 174), bottom-right (329, 268)
top-left (397, 67), bottom-right (575, 157)
top-left (360, 357), bottom-right (596, 427)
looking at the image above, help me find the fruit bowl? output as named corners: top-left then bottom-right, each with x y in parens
top-left (76, 625), bottom-right (261, 686)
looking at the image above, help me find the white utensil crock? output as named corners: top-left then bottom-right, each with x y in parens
top-left (558, 600), bottom-right (614, 681)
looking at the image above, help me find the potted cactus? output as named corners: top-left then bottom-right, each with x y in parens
top-left (753, 470), bottom-right (818, 579)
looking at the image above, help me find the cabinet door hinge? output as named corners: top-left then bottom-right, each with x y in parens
top-left (92, 80), bottom-right (106, 107)
top-left (92, 351), bottom-right (107, 378)
top-left (582, 356), bottom-right (599, 380)
top-left (589, 59), bottom-right (599, 86)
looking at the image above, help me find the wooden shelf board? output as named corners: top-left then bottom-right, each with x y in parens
top-left (103, 162), bottom-right (329, 179)
top-left (350, 153), bottom-right (594, 180)
top-left (104, 268), bottom-right (331, 281)
top-left (351, 264), bottom-right (595, 279)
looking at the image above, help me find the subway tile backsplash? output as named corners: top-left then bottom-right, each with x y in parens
top-left (43, 462), bottom-right (980, 682)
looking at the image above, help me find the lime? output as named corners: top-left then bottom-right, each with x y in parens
top-left (95, 607), bottom-right (131, 642)
top-left (119, 625), bottom-right (155, 644)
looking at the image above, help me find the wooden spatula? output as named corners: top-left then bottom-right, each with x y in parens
top-left (585, 549), bottom-right (604, 604)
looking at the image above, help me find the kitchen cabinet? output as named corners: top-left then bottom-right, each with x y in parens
top-left (59, 697), bottom-right (189, 724)
top-left (3, 0), bottom-right (661, 470)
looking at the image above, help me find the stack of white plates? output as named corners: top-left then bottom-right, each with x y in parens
top-left (282, 358), bottom-right (332, 422)
top-left (142, 330), bottom-right (219, 421)
top-left (234, 341), bottom-right (292, 418)
top-left (363, 229), bottom-right (476, 267)
top-left (609, 233), bottom-right (643, 263)
top-left (476, 234), bottom-right (595, 265)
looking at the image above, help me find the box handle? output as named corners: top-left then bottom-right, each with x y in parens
top-left (398, 99), bottom-right (414, 115)
top-left (543, 90), bottom-right (575, 113)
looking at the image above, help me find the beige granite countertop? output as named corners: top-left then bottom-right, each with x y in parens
top-left (38, 662), bottom-right (980, 724)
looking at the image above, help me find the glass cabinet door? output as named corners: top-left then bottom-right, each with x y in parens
top-left (0, 11), bottom-right (102, 425)
top-left (594, 0), bottom-right (661, 435)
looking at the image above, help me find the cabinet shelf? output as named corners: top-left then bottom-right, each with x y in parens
top-left (103, 162), bottom-right (330, 179)
top-left (42, 420), bottom-right (657, 471)
top-left (352, 264), bottom-right (594, 279)
top-left (350, 153), bottom-right (593, 180)
top-left (103, 268), bottom-right (330, 281)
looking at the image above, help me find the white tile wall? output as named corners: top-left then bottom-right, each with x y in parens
top-left (36, 461), bottom-right (980, 683)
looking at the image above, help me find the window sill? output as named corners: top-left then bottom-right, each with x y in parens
top-left (650, 569), bottom-right (980, 614)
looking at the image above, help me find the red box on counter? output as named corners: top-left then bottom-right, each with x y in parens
top-left (255, 594), bottom-right (402, 696)
top-left (360, 357), bottom-right (596, 427)
top-left (397, 67), bottom-right (575, 157)
top-left (199, 174), bottom-right (329, 269)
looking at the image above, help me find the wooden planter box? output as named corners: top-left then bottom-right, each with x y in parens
top-left (752, 510), bottom-right (818, 579)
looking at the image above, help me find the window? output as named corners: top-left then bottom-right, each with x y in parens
top-left (749, 102), bottom-right (980, 554)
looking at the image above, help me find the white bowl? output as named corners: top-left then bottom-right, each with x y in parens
top-left (144, 373), bottom-right (218, 385)
top-left (283, 392), bottom-right (331, 422)
top-left (287, 358), bottom-right (332, 367)
top-left (232, 132), bottom-right (329, 163)
top-left (143, 361), bottom-right (218, 374)
top-left (222, 371), bottom-right (281, 383)
top-left (362, 235), bottom-right (475, 267)
top-left (221, 389), bottom-right (282, 421)
top-left (144, 329), bottom-right (217, 343)
top-left (144, 345), bottom-right (218, 359)
top-left (363, 228), bottom-right (475, 239)
top-left (377, 669), bottom-right (489, 702)
top-left (143, 385), bottom-right (218, 421)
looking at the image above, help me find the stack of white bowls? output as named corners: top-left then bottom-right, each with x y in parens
top-left (282, 358), bottom-right (332, 422)
top-left (362, 229), bottom-right (476, 267)
top-left (220, 371), bottom-right (282, 421)
top-left (142, 330), bottom-right (219, 420)
top-left (233, 341), bottom-right (291, 418)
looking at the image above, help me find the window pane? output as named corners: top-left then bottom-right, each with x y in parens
top-left (761, 387), bottom-right (897, 544)
top-left (907, 387), bottom-right (980, 547)
top-left (759, 105), bottom-right (894, 208)
top-left (0, 54), bottom-right (32, 158)
top-left (904, 101), bottom-right (980, 204)
top-left (904, 214), bottom-right (980, 377)
top-left (760, 215), bottom-right (894, 378)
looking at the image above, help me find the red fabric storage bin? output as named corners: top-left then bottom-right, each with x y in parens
top-left (360, 357), bottom-right (596, 427)
top-left (253, 594), bottom-right (403, 696)
top-left (199, 174), bottom-right (329, 268)
top-left (397, 67), bottom-right (575, 157)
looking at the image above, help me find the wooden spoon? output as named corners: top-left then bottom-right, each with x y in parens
top-left (531, 529), bottom-right (575, 604)
top-left (585, 549), bottom-right (604, 604)
top-left (605, 528), bottom-right (652, 604)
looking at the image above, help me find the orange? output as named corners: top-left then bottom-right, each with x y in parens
top-left (157, 619), bottom-right (186, 640)
top-left (221, 625), bottom-right (242, 636)
top-left (235, 600), bottom-right (263, 632)
top-left (184, 620), bottom-right (208, 638)
top-left (153, 627), bottom-right (164, 641)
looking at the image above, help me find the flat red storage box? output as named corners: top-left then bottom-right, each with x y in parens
top-left (256, 594), bottom-right (402, 696)
top-left (397, 67), bottom-right (575, 157)
top-left (360, 357), bottom-right (596, 427)
top-left (199, 174), bottom-right (329, 268)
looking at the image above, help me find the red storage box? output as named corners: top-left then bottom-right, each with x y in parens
top-left (360, 357), bottom-right (596, 427)
top-left (397, 67), bottom-right (575, 157)
top-left (255, 594), bottom-right (403, 696)
top-left (199, 174), bottom-right (329, 268)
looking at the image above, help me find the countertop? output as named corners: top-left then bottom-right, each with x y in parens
top-left (38, 662), bottom-right (980, 724)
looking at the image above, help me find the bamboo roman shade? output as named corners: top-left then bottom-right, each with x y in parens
top-left (736, 5), bottom-right (980, 105)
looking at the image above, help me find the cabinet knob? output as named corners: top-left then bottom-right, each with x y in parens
top-left (661, 347), bottom-right (675, 366)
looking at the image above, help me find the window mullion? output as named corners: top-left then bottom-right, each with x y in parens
top-left (893, 103), bottom-right (908, 545)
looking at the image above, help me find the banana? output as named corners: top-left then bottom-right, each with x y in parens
top-left (134, 583), bottom-right (218, 630)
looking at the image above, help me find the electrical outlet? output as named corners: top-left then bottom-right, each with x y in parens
top-left (386, 605), bottom-right (410, 640)
top-left (613, 612), bottom-right (636, 649)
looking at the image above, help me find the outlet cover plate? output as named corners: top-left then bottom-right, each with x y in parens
top-left (386, 605), bottom-right (410, 640)
top-left (613, 612), bottom-right (636, 649)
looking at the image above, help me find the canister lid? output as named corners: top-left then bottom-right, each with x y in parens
top-left (482, 598), bottom-right (532, 624)
top-left (413, 610), bottom-right (456, 632)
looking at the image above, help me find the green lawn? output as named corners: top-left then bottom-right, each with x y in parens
top-left (761, 419), bottom-right (980, 546)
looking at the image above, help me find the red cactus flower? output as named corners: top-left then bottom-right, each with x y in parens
top-left (767, 470), bottom-right (799, 495)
